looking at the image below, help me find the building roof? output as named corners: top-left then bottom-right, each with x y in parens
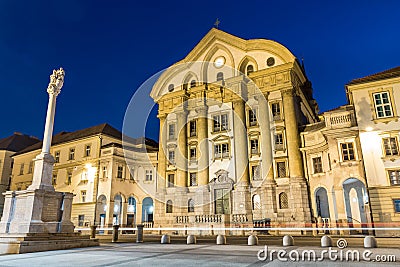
top-left (347, 66), bottom-right (400, 85)
top-left (0, 133), bottom-right (40, 152)
top-left (13, 123), bottom-right (157, 156)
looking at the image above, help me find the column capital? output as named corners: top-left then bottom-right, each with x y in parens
top-left (281, 87), bottom-right (295, 97)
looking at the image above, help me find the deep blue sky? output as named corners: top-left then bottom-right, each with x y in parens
top-left (1, 1), bottom-right (400, 141)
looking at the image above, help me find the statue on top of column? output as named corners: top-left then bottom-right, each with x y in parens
top-left (47, 67), bottom-right (65, 96)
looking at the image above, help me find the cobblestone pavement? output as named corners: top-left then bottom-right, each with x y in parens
top-left (0, 243), bottom-right (399, 266)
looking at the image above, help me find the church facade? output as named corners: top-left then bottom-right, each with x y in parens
top-left (150, 28), bottom-right (320, 234)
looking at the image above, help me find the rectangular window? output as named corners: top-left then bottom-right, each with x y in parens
top-left (19, 163), bottom-right (24, 175)
top-left (388, 170), bottom-right (400, 185)
top-left (250, 139), bottom-right (259, 155)
top-left (145, 170), bottom-right (153, 181)
top-left (271, 103), bottom-right (281, 120)
top-left (52, 173), bottom-right (57, 185)
top-left (189, 173), bottom-right (197, 186)
top-left (312, 157), bottom-right (323, 174)
top-left (383, 137), bottom-right (399, 156)
top-left (373, 92), bottom-right (393, 118)
top-left (190, 120), bottom-right (197, 137)
top-left (102, 166), bottom-right (107, 178)
top-left (394, 199), bottom-right (400, 213)
top-left (214, 143), bottom-right (229, 159)
top-left (55, 151), bottom-right (60, 163)
top-left (248, 109), bottom-right (257, 126)
top-left (167, 174), bottom-right (174, 187)
top-left (81, 190), bottom-right (86, 202)
top-left (117, 165), bottom-right (123, 178)
top-left (129, 167), bottom-right (134, 181)
top-left (168, 124), bottom-right (175, 140)
top-left (252, 165), bottom-right (261, 180)
top-left (190, 148), bottom-right (196, 160)
top-left (168, 150), bottom-right (175, 164)
top-left (69, 148), bottom-right (75, 160)
top-left (78, 215), bottom-right (85, 226)
top-left (213, 114), bottom-right (228, 132)
top-left (85, 145), bottom-right (91, 157)
top-left (28, 161), bottom-right (33, 174)
top-left (341, 142), bottom-right (355, 161)
top-left (277, 162), bottom-right (286, 178)
top-left (66, 171), bottom-right (72, 185)
top-left (275, 133), bottom-right (284, 150)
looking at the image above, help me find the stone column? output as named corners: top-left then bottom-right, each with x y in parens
top-left (195, 105), bottom-right (211, 214)
top-left (281, 88), bottom-right (304, 178)
top-left (257, 94), bottom-right (274, 181)
top-left (197, 106), bottom-right (209, 186)
top-left (29, 68), bottom-right (65, 192)
top-left (176, 110), bottom-right (188, 188)
top-left (232, 100), bottom-right (249, 185)
top-left (157, 114), bottom-right (167, 191)
top-left (232, 99), bottom-right (251, 216)
top-left (257, 93), bottom-right (277, 215)
top-left (282, 87), bottom-right (311, 225)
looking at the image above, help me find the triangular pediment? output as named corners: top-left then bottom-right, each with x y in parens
top-left (151, 28), bottom-right (297, 101)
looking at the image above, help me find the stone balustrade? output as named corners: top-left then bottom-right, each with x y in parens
top-left (231, 214), bottom-right (248, 223)
top-left (324, 110), bottom-right (356, 128)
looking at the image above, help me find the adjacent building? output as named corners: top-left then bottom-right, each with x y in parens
top-left (346, 67), bottom-right (400, 236)
top-left (301, 105), bottom-right (371, 235)
top-left (0, 133), bottom-right (40, 214)
top-left (10, 123), bottom-right (158, 228)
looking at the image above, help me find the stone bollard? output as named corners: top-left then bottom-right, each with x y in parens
top-left (216, 235), bottom-right (226, 245)
top-left (112, 224), bottom-right (119, 243)
top-left (161, 234), bottom-right (170, 244)
top-left (187, 235), bottom-right (196, 244)
top-left (90, 225), bottom-right (97, 239)
top-left (282, 235), bottom-right (294, 246)
top-left (364, 236), bottom-right (377, 248)
top-left (136, 224), bottom-right (144, 243)
top-left (248, 235), bottom-right (258, 246)
top-left (320, 235), bottom-right (332, 247)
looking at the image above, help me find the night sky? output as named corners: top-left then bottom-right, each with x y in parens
top-left (1, 1), bottom-right (400, 141)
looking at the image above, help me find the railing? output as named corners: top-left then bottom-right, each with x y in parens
top-left (195, 214), bottom-right (223, 223)
top-left (176, 215), bottom-right (189, 224)
top-left (231, 214), bottom-right (248, 223)
top-left (325, 111), bottom-right (356, 128)
top-left (143, 221), bottom-right (154, 228)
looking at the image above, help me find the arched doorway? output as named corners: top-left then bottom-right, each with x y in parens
top-left (142, 197), bottom-right (153, 223)
top-left (96, 195), bottom-right (107, 229)
top-left (315, 187), bottom-right (330, 218)
top-left (342, 178), bottom-right (368, 233)
top-left (113, 194), bottom-right (123, 225)
top-left (127, 196), bottom-right (136, 227)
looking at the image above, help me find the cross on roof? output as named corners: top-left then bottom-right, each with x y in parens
top-left (214, 18), bottom-right (220, 29)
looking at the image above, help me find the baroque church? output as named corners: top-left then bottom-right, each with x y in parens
top-left (150, 28), bottom-right (321, 233)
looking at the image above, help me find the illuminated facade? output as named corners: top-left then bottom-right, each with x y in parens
top-left (150, 28), bottom-right (320, 233)
top-left (347, 67), bottom-right (400, 236)
top-left (10, 123), bottom-right (158, 228)
top-left (301, 106), bottom-right (372, 235)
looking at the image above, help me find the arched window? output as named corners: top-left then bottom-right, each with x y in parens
top-left (188, 199), bottom-right (195, 212)
top-left (166, 200), bottom-right (173, 213)
top-left (279, 192), bottom-right (289, 209)
top-left (252, 194), bottom-right (261, 210)
top-left (168, 84), bottom-right (174, 92)
top-left (190, 80), bottom-right (196, 88)
top-left (216, 72), bottom-right (224, 81)
top-left (246, 65), bottom-right (254, 75)
top-left (128, 196), bottom-right (136, 213)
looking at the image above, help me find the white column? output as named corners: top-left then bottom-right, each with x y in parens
top-left (28, 68), bottom-right (65, 191)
